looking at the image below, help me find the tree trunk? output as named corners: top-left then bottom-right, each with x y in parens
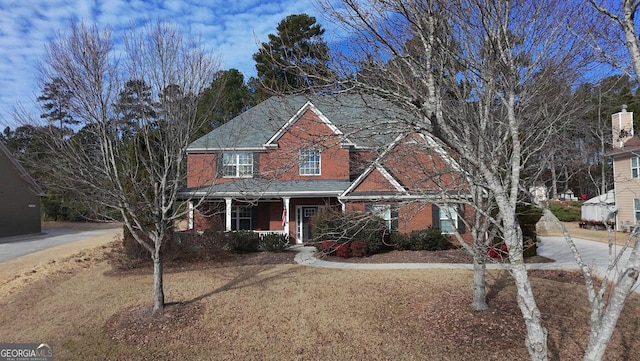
top-left (471, 247), bottom-right (488, 311)
top-left (506, 221), bottom-right (549, 360)
top-left (550, 155), bottom-right (558, 199)
top-left (152, 247), bottom-right (165, 314)
top-left (583, 239), bottom-right (640, 360)
top-left (600, 131), bottom-right (606, 196)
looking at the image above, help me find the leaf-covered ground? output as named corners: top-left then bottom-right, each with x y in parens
top-left (1, 243), bottom-right (639, 360)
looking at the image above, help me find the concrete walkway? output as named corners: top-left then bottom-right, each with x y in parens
top-left (292, 236), bottom-right (637, 281)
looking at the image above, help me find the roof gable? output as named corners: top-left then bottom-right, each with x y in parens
top-left (265, 101), bottom-right (353, 148)
top-left (341, 132), bottom-right (468, 199)
top-left (344, 164), bottom-right (407, 195)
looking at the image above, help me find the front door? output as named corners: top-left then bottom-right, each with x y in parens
top-left (297, 206), bottom-right (319, 243)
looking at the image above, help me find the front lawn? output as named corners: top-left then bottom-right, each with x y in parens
top-left (1, 251), bottom-right (639, 360)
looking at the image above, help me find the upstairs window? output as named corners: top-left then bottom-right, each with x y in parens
top-left (223, 152), bottom-right (253, 178)
top-left (632, 157), bottom-right (640, 178)
top-left (299, 149), bottom-right (321, 176)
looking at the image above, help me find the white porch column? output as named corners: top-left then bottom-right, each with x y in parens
top-left (225, 198), bottom-right (232, 232)
top-left (282, 197), bottom-right (291, 236)
top-left (188, 201), bottom-right (194, 230)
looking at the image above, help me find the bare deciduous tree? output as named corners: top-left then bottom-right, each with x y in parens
top-left (314, 0), bottom-right (587, 359)
top-left (30, 22), bottom-right (221, 314)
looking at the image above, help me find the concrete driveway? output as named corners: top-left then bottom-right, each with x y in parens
top-left (536, 235), bottom-right (636, 279)
top-left (0, 227), bottom-right (121, 263)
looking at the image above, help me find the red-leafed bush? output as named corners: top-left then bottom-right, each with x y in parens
top-left (335, 243), bottom-right (351, 258)
top-left (318, 240), bottom-right (338, 254)
top-left (488, 243), bottom-right (508, 259)
top-left (351, 241), bottom-right (367, 257)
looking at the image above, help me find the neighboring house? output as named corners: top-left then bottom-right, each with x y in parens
top-left (0, 141), bottom-right (45, 238)
top-left (182, 95), bottom-right (472, 244)
top-left (608, 107), bottom-right (640, 232)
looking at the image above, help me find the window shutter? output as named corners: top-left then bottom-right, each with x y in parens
top-left (431, 204), bottom-right (440, 230)
top-left (216, 153), bottom-right (223, 178)
top-left (391, 206), bottom-right (399, 231)
top-left (251, 205), bottom-right (258, 230)
top-left (253, 153), bottom-right (259, 178)
top-left (457, 204), bottom-right (466, 234)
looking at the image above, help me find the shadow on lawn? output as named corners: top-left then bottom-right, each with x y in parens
top-left (181, 264), bottom-right (302, 305)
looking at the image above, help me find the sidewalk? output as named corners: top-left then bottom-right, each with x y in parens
top-left (293, 236), bottom-right (636, 280)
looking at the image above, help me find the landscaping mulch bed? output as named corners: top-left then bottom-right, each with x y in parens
top-left (319, 248), bottom-right (554, 264)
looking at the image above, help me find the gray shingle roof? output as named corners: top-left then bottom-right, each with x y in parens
top-left (188, 94), bottom-right (410, 151)
top-left (181, 179), bottom-right (352, 198)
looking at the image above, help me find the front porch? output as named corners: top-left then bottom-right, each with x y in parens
top-left (188, 197), bottom-right (341, 244)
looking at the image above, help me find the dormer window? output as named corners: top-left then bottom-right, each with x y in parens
top-left (223, 152), bottom-right (253, 177)
top-left (299, 149), bottom-right (321, 175)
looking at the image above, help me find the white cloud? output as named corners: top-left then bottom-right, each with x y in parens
top-left (0, 0), bottom-right (332, 128)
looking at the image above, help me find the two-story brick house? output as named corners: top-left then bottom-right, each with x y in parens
top-left (183, 95), bottom-right (471, 244)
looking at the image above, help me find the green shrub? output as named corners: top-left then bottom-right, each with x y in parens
top-left (231, 231), bottom-right (260, 253)
top-left (390, 232), bottom-right (410, 249)
top-left (393, 228), bottom-right (454, 251)
top-left (261, 233), bottom-right (290, 252)
top-left (523, 238), bottom-right (538, 258)
top-left (516, 204), bottom-right (543, 226)
top-left (548, 201), bottom-right (581, 222)
top-left (121, 226), bottom-right (153, 259)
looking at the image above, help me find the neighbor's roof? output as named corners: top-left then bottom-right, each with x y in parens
top-left (607, 135), bottom-right (640, 158)
top-left (583, 189), bottom-right (615, 205)
top-left (188, 94), bottom-right (410, 152)
top-left (0, 140), bottom-right (45, 197)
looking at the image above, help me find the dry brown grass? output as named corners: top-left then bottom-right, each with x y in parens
top-left (1, 221), bottom-right (639, 360)
top-left (1, 253), bottom-right (640, 361)
top-left (538, 221), bottom-right (636, 246)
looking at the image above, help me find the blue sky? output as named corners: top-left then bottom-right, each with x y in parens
top-left (0, 0), bottom-right (331, 128)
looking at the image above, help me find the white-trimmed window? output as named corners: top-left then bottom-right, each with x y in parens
top-left (368, 204), bottom-right (397, 231)
top-left (223, 152), bottom-right (253, 177)
top-left (439, 206), bottom-right (458, 234)
top-left (632, 157), bottom-right (640, 178)
top-left (299, 149), bottom-right (321, 175)
top-left (231, 206), bottom-right (252, 230)
top-left (634, 199), bottom-right (640, 223)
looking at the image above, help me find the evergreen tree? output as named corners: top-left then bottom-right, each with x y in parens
top-left (113, 79), bottom-right (158, 140)
top-left (194, 69), bottom-right (255, 139)
top-left (253, 14), bottom-right (332, 95)
top-left (37, 77), bottom-right (76, 139)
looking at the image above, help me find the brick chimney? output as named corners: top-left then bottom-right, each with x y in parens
top-left (612, 105), bottom-right (634, 149)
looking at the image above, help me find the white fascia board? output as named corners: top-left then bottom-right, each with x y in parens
top-left (340, 134), bottom-right (407, 198)
top-left (339, 194), bottom-right (440, 201)
top-left (421, 133), bottom-right (464, 173)
top-left (184, 190), bottom-right (346, 198)
top-left (376, 165), bottom-right (408, 193)
top-left (339, 193), bottom-right (470, 202)
top-left (187, 147), bottom-right (266, 153)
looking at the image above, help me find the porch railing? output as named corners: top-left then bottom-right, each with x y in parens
top-left (254, 230), bottom-right (287, 239)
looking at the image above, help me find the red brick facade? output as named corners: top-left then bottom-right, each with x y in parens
top-left (186, 99), bottom-right (472, 244)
